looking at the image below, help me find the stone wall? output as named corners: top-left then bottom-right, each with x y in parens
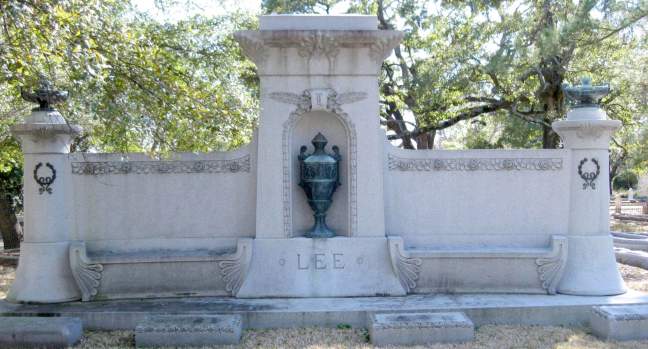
top-left (68, 138), bottom-right (257, 253)
top-left (384, 144), bottom-right (570, 249)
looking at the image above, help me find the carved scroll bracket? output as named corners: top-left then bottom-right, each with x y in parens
top-left (218, 238), bottom-right (253, 296)
top-left (387, 236), bottom-right (422, 293)
top-left (69, 242), bottom-right (104, 302)
top-left (535, 235), bottom-right (568, 295)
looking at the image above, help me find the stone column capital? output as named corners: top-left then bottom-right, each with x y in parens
top-left (552, 119), bottom-right (620, 149)
top-left (11, 110), bottom-right (82, 154)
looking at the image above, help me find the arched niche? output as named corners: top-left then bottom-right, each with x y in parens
top-left (282, 109), bottom-right (357, 238)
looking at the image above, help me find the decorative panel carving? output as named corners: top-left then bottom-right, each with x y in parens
top-left (71, 155), bottom-right (250, 175)
top-left (388, 154), bottom-right (563, 172)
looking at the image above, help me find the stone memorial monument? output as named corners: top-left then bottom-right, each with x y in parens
top-left (4, 17), bottom-right (646, 342)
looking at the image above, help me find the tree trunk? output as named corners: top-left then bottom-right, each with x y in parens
top-left (415, 131), bottom-right (435, 149)
top-left (0, 195), bottom-right (21, 250)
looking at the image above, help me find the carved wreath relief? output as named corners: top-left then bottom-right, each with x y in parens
top-left (578, 158), bottom-right (600, 190)
top-left (33, 162), bottom-right (56, 195)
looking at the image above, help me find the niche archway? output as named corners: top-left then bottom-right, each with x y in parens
top-left (281, 106), bottom-right (357, 238)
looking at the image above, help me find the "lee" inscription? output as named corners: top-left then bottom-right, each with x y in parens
top-left (297, 253), bottom-right (345, 270)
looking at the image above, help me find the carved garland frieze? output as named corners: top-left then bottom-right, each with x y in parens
top-left (69, 242), bottom-right (104, 302)
top-left (234, 30), bottom-right (403, 72)
top-left (388, 154), bottom-right (564, 172)
top-left (272, 88), bottom-right (365, 237)
top-left (535, 236), bottom-right (568, 295)
top-left (297, 31), bottom-right (340, 63)
top-left (387, 237), bottom-right (422, 293)
top-left (71, 155), bottom-right (250, 175)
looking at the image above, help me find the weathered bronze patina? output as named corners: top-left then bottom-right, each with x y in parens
top-left (562, 76), bottom-right (610, 108)
top-left (298, 133), bottom-right (341, 238)
top-left (20, 75), bottom-right (69, 111)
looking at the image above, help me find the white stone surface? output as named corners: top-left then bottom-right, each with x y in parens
top-left (384, 147), bottom-right (569, 249)
top-left (259, 15), bottom-right (377, 30)
top-left (4, 292), bottom-right (648, 330)
top-left (566, 106), bottom-right (608, 121)
top-left (8, 242), bottom-right (80, 303)
top-left (399, 235), bottom-right (567, 294)
top-left (237, 237), bottom-right (405, 297)
top-left (7, 15), bottom-right (627, 304)
top-left (68, 140), bottom-right (256, 251)
top-left (369, 312), bottom-right (474, 346)
top-left (135, 314), bottom-right (242, 347)
top-left (0, 317), bottom-right (83, 348)
top-left (9, 111), bottom-right (80, 303)
top-left (590, 305), bottom-right (648, 340)
top-left (558, 235), bottom-right (625, 295)
top-left (553, 107), bottom-right (625, 296)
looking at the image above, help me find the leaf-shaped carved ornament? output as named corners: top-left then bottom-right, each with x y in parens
top-left (69, 242), bottom-right (103, 302)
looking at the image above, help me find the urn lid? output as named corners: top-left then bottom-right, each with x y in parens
top-left (562, 76), bottom-right (610, 108)
top-left (20, 75), bottom-right (69, 111)
top-left (303, 133), bottom-right (337, 164)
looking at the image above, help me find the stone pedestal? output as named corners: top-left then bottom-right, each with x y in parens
top-left (8, 110), bottom-right (82, 303)
top-left (235, 15), bottom-right (402, 239)
top-left (553, 107), bottom-right (625, 296)
top-left (236, 237), bottom-right (405, 298)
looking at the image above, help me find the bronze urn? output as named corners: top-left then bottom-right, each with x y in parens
top-left (298, 133), bottom-right (341, 238)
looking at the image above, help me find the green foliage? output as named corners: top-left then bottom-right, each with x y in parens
top-left (264, 0), bottom-right (648, 151)
top-left (613, 171), bottom-right (639, 191)
top-left (0, 0), bottom-right (259, 155)
top-left (262, 0), bottom-right (339, 14)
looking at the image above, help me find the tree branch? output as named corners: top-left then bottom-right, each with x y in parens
top-left (387, 101), bottom-right (511, 140)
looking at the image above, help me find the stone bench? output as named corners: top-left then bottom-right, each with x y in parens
top-left (369, 311), bottom-right (474, 346)
top-left (0, 316), bottom-right (83, 348)
top-left (135, 314), bottom-right (243, 347)
top-left (590, 305), bottom-right (648, 341)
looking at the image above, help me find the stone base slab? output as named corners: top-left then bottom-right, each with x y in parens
top-left (369, 312), bottom-right (474, 346)
top-left (590, 305), bottom-right (648, 341)
top-left (0, 316), bottom-right (82, 348)
top-left (135, 314), bottom-right (242, 347)
top-left (2, 292), bottom-right (648, 331)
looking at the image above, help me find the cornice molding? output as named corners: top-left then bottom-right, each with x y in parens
top-left (234, 30), bottom-right (403, 69)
